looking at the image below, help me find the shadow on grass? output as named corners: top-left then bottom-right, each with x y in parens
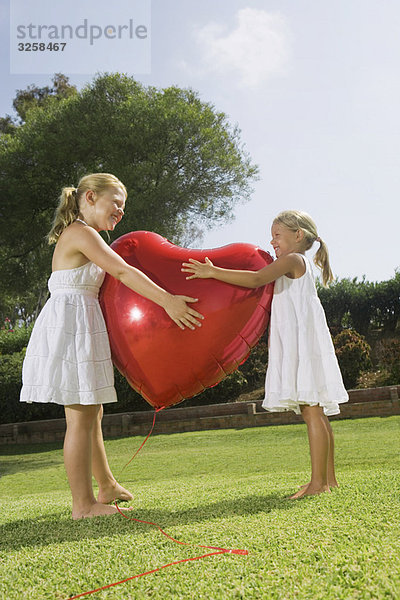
top-left (0, 492), bottom-right (293, 551)
top-left (0, 442), bottom-right (63, 456)
top-left (0, 456), bottom-right (63, 476)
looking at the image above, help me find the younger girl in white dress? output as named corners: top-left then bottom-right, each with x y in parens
top-left (182, 210), bottom-right (348, 499)
top-left (21, 173), bottom-right (203, 519)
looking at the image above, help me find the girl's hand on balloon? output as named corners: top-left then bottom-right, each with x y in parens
top-left (164, 295), bottom-right (204, 330)
top-left (181, 257), bottom-right (215, 280)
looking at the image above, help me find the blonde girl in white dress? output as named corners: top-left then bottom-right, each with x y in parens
top-left (182, 210), bottom-right (348, 499)
top-left (21, 173), bottom-right (203, 519)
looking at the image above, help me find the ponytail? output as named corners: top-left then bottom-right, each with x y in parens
top-left (314, 238), bottom-right (334, 287)
top-left (47, 187), bottom-right (79, 245)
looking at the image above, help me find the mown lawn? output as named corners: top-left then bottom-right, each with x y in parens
top-left (0, 416), bottom-right (399, 599)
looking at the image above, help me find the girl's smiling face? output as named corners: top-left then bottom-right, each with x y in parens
top-left (84, 185), bottom-right (126, 232)
top-left (270, 222), bottom-right (303, 258)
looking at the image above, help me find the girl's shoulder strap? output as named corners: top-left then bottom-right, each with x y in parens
top-left (300, 253), bottom-right (316, 282)
top-left (292, 252), bottom-right (309, 265)
top-left (293, 253), bottom-right (315, 282)
top-left (292, 252), bottom-right (309, 272)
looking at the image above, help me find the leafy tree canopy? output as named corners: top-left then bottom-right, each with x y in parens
top-left (0, 73), bottom-right (258, 321)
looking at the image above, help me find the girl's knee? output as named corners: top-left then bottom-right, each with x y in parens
top-left (65, 404), bottom-right (101, 429)
top-left (300, 404), bottom-right (324, 422)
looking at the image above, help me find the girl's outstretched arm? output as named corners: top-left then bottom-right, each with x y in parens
top-left (181, 254), bottom-right (305, 288)
top-left (73, 226), bottom-right (203, 330)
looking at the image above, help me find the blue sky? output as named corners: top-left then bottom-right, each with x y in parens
top-left (1, 0), bottom-right (399, 282)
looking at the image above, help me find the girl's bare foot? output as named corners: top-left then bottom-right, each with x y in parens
top-left (97, 481), bottom-right (133, 504)
top-left (72, 501), bottom-right (134, 520)
top-left (298, 480), bottom-right (339, 490)
top-left (289, 483), bottom-right (331, 500)
top-left (297, 482), bottom-right (310, 490)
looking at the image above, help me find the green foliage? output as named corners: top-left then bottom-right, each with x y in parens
top-left (11, 73), bottom-right (77, 124)
top-left (0, 115), bottom-right (17, 135)
top-left (357, 368), bottom-right (394, 389)
top-left (0, 322), bottom-right (32, 354)
top-left (238, 340), bottom-right (268, 388)
top-left (317, 271), bottom-right (400, 335)
top-left (0, 351), bottom-right (25, 424)
top-left (185, 340), bottom-right (268, 407)
top-left (376, 338), bottom-right (400, 383)
top-left (333, 329), bottom-right (372, 389)
top-left (373, 272), bottom-right (400, 332)
top-left (185, 368), bottom-right (249, 408)
top-left (104, 368), bottom-right (148, 414)
top-left (357, 337), bottom-right (400, 389)
top-left (0, 349), bottom-right (64, 424)
top-left (0, 73), bottom-right (258, 322)
top-left (317, 278), bottom-right (353, 334)
top-left (1, 418), bottom-right (399, 599)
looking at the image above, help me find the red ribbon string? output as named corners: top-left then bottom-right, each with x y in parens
top-left (115, 502), bottom-right (248, 555)
top-left (66, 550), bottom-right (231, 599)
top-left (65, 408), bottom-right (248, 599)
top-left (120, 406), bottom-right (165, 473)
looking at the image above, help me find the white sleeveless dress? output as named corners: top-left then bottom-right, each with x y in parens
top-left (262, 254), bottom-right (348, 416)
top-left (20, 262), bottom-right (117, 406)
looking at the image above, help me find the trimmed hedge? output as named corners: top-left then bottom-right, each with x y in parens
top-left (317, 272), bottom-right (400, 335)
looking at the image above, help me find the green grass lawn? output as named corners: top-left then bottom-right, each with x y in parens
top-left (0, 416), bottom-right (399, 600)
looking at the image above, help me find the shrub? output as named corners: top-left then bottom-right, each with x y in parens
top-left (376, 338), bottom-right (400, 384)
top-left (185, 340), bottom-right (268, 406)
top-left (0, 351), bottom-right (26, 424)
top-left (317, 272), bottom-right (400, 335)
top-left (103, 369), bottom-right (149, 414)
top-left (357, 369), bottom-right (394, 389)
top-left (0, 324), bottom-right (33, 355)
top-left (238, 341), bottom-right (268, 389)
top-left (185, 368), bottom-right (249, 407)
top-left (333, 329), bottom-right (372, 389)
top-left (0, 350), bottom-right (65, 424)
top-left (0, 324), bottom-right (66, 423)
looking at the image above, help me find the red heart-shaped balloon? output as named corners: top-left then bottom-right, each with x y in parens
top-left (99, 231), bottom-right (274, 408)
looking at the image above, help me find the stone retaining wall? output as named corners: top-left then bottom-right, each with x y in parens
top-left (1, 385), bottom-right (399, 446)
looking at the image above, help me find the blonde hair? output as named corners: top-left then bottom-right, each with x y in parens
top-left (273, 210), bottom-right (334, 286)
top-left (47, 173), bottom-right (127, 244)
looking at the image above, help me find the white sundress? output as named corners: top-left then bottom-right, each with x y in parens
top-left (262, 254), bottom-right (348, 417)
top-left (20, 261), bottom-right (117, 406)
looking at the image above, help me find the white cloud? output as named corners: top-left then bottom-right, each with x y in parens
top-left (194, 8), bottom-right (290, 88)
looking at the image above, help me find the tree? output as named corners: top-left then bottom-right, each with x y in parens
top-left (0, 74), bottom-right (76, 137)
top-left (0, 116), bottom-right (17, 135)
top-left (0, 73), bottom-right (258, 322)
top-left (12, 73), bottom-right (77, 124)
